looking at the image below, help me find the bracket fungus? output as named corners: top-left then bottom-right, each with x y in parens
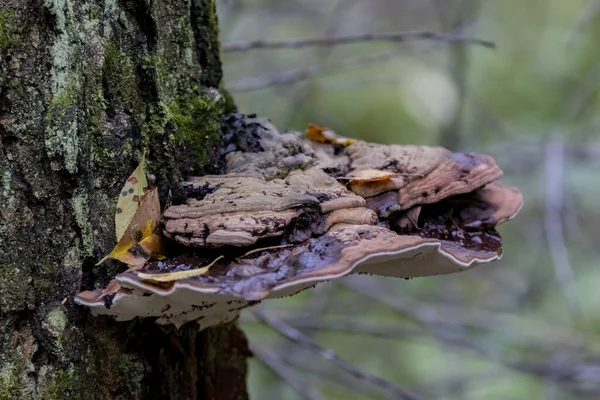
top-left (76, 114), bottom-right (523, 330)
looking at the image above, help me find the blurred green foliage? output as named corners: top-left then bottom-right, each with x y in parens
top-left (218, 1), bottom-right (600, 399)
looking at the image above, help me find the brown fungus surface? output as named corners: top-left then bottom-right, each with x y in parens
top-left (76, 114), bottom-right (523, 329)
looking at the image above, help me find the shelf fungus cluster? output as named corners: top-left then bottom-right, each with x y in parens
top-left (76, 115), bottom-right (523, 329)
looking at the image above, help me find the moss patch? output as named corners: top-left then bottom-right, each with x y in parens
top-left (44, 85), bottom-right (81, 174)
top-left (0, 359), bottom-right (26, 400)
top-left (117, 354), bottom-right (145, 395)
top-left (0, 264), bottom-right (33, 314)
top-left (0, 9), bottom-right (19, 52)
top-left (45, 308), bottom-right (68, 337)
top-left (42, 368), bottom-right (94, 400)
top-left (168, 88), bottom-right (222, 173)
top-left (103, 42), bottom-right (138, 112)
top-left (72, 191), bottom-right (94, 254)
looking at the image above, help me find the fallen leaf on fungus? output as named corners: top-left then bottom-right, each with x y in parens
top-left (339, 169), bottom-right (398, 182)
top-left (115, 155), bottom-right (149, 241)
top-left (305, 123), bottom-right (356, 146)
top-left (138, 255), bottom-right (224, 282)
top-left (98, 279), bottom-right (124, 300)
top-left (98, 188), bottom-right (165, 269)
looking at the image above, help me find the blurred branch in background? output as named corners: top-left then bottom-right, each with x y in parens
top-left (222, 31), bottom-right (495, 52)
top-left (220, 1), bottom-right (600, 398)
top-left (341, 277), bottom-right (599, 347)
top-left (431, 0), bottom-right (483, 149)
top-left (227, 51), bottom-right (400, 92)
top-left (543, 138), bottom-right (580, 315)
top-left (250, 308), bottom-right (424, 400)
top-left (225, 30), bottom-right (495, 93)
top-left (250, 343), bottom-right (325, 400)
top-left (567, 0), bottom-right (600, 45)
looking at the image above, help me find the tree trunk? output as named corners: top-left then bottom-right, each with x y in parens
top-left (0, 1), bottom-right (249, 399)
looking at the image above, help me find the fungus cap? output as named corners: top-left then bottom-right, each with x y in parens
top-left (75, 115), bottom-right (523, 330)
top-left (76, 181), bottom-right (521, 329)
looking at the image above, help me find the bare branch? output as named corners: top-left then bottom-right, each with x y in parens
top-left (341, 279), bottom-right (598, 392)
top-left (226, 52), bottom-right (398, 92)
top-left (566, 0), bottom-right (600, 46)
top-left (282, 316), bottom-right (423, 340)
top-left (543, 138), bottom-right (581, 313)
top-left (222, 31), bottom-right (495, 52)
top-left (342, 278), bottom-right (595, 346)
top-left (250, 308), bottom-right (424, 400)
top-left (250, 343), bottom-right (324, 400)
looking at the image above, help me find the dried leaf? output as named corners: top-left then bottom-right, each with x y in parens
top-left (306, 123), bottom-right (356, 146)
top-left (138, 255), bottom-right (224, 282)
top-left (98, 188), bottom-right (164, 269)
top-left (339, 169), bottom-right (398, 183)
top-left (98, 279), bottom-right (123, 300)
top-left (115, 155), bottom-right (149, 242)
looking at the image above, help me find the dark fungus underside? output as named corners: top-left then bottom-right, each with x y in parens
top-left (393, 192), bottom-right (503, 255)
top-left (136, 233), bottom-right (345, 297)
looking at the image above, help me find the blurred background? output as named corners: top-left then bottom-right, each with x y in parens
top-left (217, 1), bottom-right (600, 399)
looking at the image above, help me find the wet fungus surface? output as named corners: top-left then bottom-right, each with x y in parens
top-left (76, 114), bottom-right (523, 329)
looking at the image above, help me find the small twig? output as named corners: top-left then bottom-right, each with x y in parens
top-left (222, 31), bottom-right (495, 52)
top-left (237, 244), bottom-right (293, 260)
top-left (226, 52), bottom-right (399, 92)
top-left (543, 138), bottom-right (580, 314)
top-left (342, 278), bottom-right (599, 347)
top-left (250, 308), bottom-right (424, 400)
top-left (342, 279), bottom-right (595, 389)
top-left (566, 0), bottom-right (600, 46)
top-left (250, 343), bottom-right (324, 400)
top-left (282, 316), bottom-right (423, 339)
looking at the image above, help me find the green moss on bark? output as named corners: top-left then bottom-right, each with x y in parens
top-left (0, 9), bottom-right (19, 51)
top-left (168, 88), bottom-right (223, 173)
top-left (0, 358), bottom-right (26, 400)
top-left (44, 85), bottom-right (81, 173)
top-left (42, 368), bottom-right (94, 400)
top-left (0, 264), bottom-right (33, 314)
top-left (103, 42), bottom-right (138, 112)
top-left (117, 354), bottom-right (145, 395)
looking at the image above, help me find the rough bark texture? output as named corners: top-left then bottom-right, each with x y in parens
top-left (0, 0), bottom-right (248, 399)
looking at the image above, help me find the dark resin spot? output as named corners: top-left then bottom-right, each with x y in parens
top-left (422, 192), bottom-right (428, 197)
top-left (121, 191), bottom-right (128, 196)
top-left (134, 231), bottom-right (143, 241)
top-left (116, 207), bottom-right (123, 214)
top-left (128, 188), bottom-right (134, 194)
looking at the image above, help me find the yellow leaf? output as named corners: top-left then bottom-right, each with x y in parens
top-left (339, 169), bottom-right (398, 183)
top-left (137, 255), bottom-right (224, 282)
top-left (306, 124), bottom-right (356, 146)
top-left (98, 188), bottom-right (164, 269)
top-left (115, 154), bottom-right (149, 242)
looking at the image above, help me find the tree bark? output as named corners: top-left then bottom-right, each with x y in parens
top-left (0, 0), bottom-right (248, 399)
